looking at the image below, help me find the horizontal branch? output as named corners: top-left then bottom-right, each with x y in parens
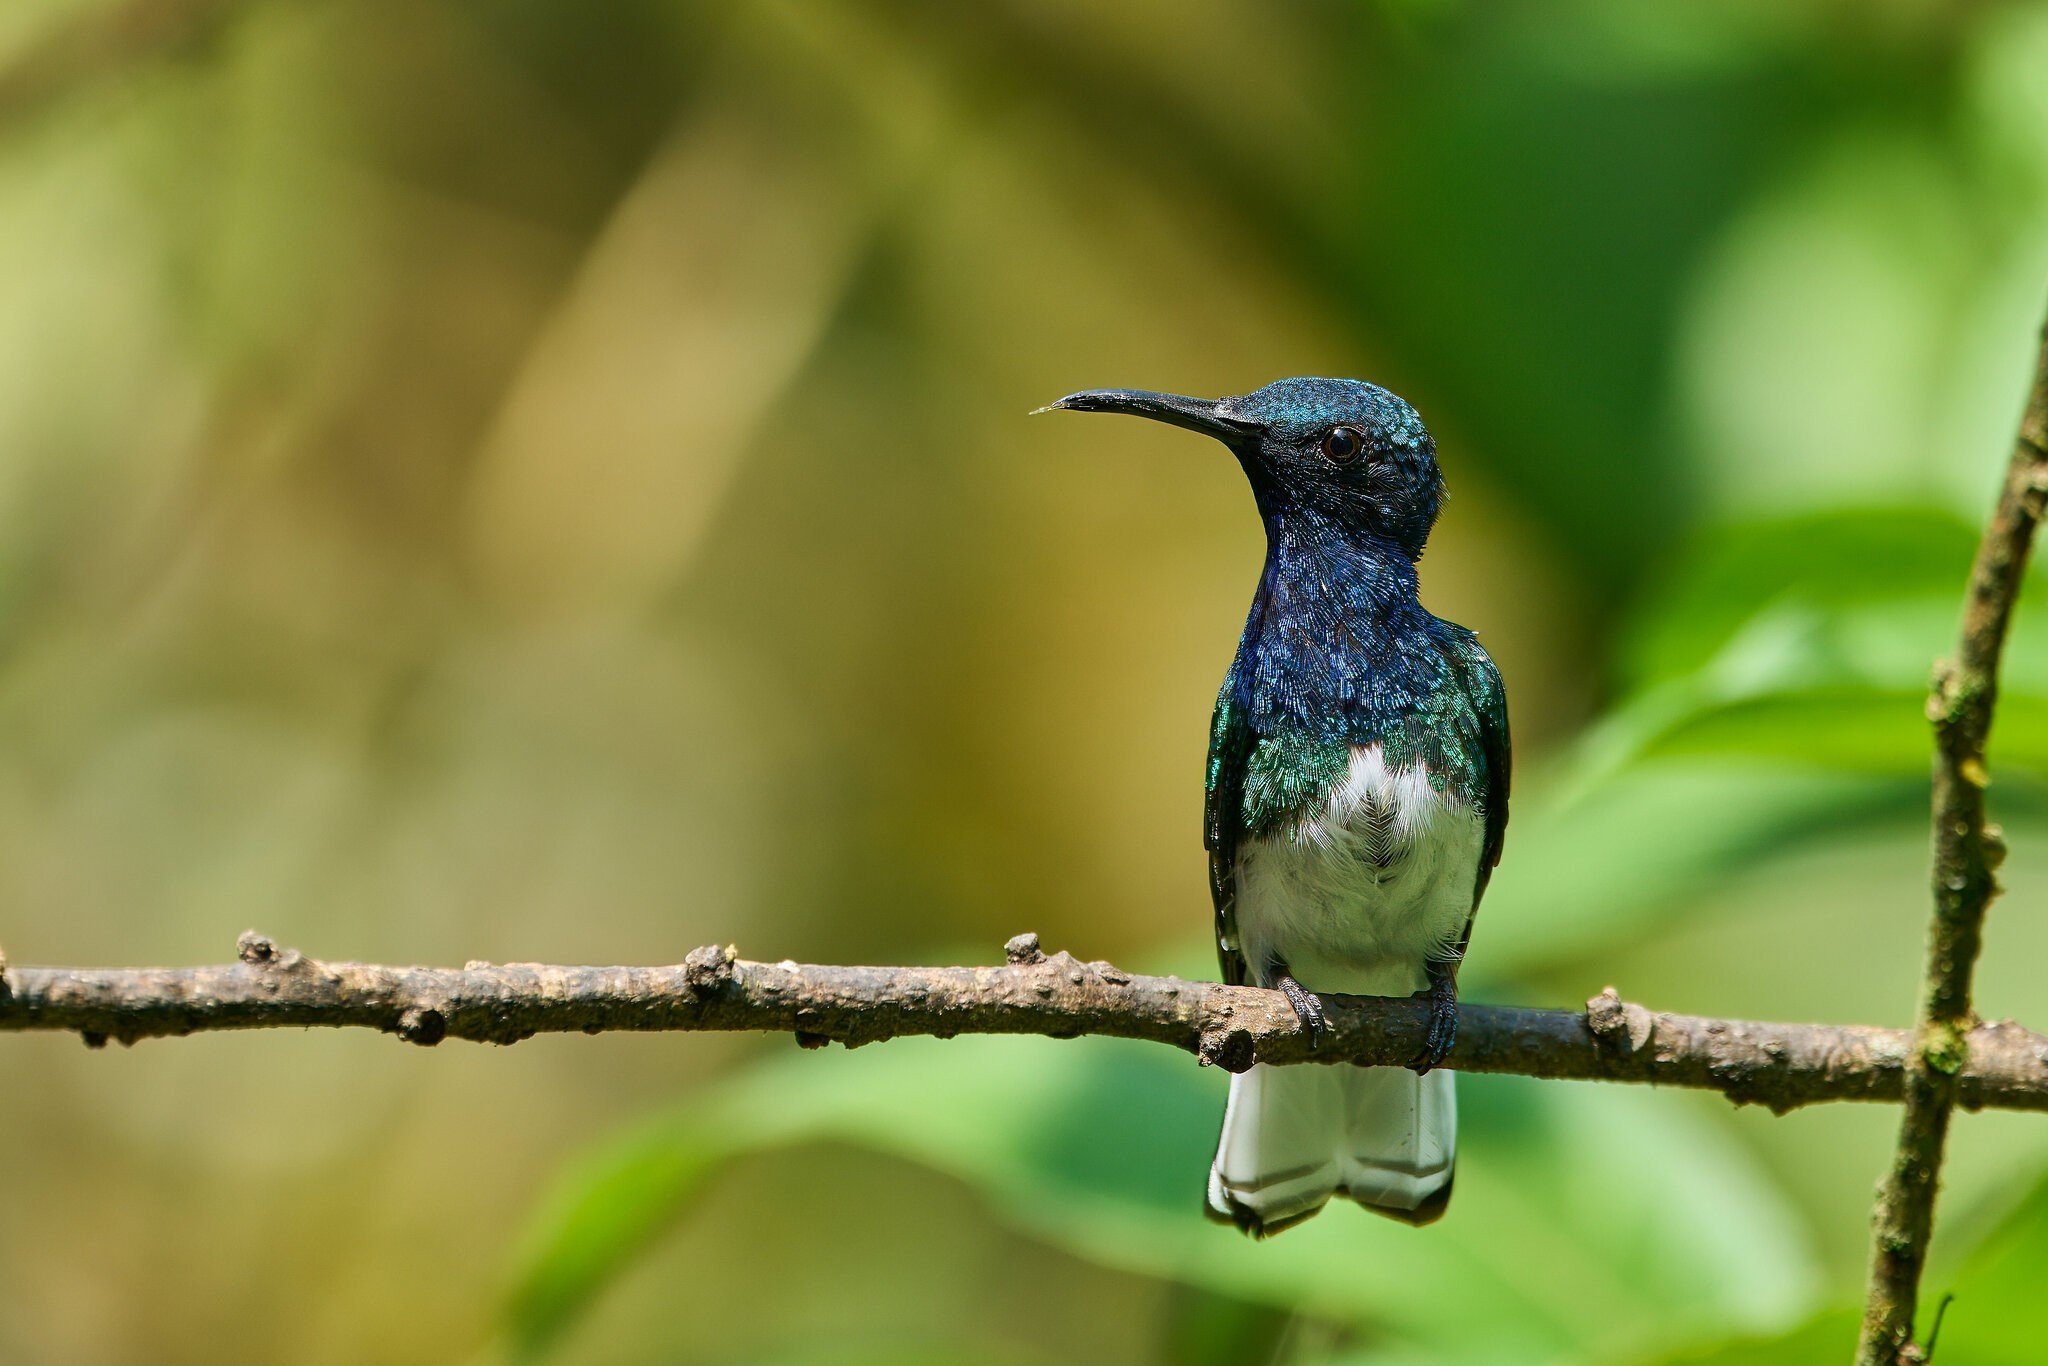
top-left (5, 931), bottom-right (2048, 1113)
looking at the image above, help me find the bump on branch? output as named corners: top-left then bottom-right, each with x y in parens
top-left (9, 930), bottom-right (2048, 1117)
top-left (1858, 308), bottom-right (2048, 1366)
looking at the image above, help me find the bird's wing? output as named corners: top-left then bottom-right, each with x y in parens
top-left (1465, 640), bottom-right (1511, 907)
top-left (1205, 685), bottom-right (1255, 987)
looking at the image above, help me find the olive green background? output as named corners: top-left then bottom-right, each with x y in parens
top-left (4, 2), bottom-right (2048, 1362)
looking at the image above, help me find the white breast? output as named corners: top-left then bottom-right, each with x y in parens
top-left (1235, 743), bottom-right (1485, 998)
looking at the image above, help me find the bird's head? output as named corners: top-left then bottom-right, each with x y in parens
top-left (1040, 377), bottom-right (1444, 559)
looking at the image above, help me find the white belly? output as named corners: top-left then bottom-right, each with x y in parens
top-left (1235, 743), bottom-right (1485, 998)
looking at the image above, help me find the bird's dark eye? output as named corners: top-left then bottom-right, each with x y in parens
top-left (1321, 426), bottom-right (1364, 465)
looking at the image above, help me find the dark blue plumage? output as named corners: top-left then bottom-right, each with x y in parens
top-left (1044, 377), bottom-right (1510, 1233)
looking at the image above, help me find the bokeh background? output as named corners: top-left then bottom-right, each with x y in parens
top-left (5, 1), bottom-right (2048, 1362)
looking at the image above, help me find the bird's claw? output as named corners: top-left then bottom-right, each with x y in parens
top-left (1409, 971), bottom-right (1458, 1074)
top-left (1274, 973), bottom-right (1327, 1050)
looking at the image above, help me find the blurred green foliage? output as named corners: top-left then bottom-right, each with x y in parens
top-left (508, 1044), bottom-right (1819, 1364)
top-left (3, 0), bottom-right (2048, 1363)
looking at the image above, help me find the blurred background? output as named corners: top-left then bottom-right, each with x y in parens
top-left (4, 0), bottom-right (2048, 1361)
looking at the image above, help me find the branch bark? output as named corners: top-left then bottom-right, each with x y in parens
top-left (1859, 313), bottom-right (2048, 1366)
top-left (7, 931), bottom-right (2048, 1115)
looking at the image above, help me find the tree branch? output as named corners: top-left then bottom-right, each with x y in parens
top-left (1859, 310), bottom-right (2048, 1366)
top-left (6, 931), bottom-right (2048, 1116)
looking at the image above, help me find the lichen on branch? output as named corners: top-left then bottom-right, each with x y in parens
top-left (1859, 311), bottom-right (2048, 1366)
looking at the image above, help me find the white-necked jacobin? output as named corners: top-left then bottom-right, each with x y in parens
top-left (1041, 377), bottom-right (1510, 1232)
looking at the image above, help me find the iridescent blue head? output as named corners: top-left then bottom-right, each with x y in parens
top-left (1042, 377), bottom-right (1445, 560)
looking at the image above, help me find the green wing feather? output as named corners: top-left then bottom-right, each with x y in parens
top-left (1204, 687), bottom-right (1254, 986)
top-left (1465, 640), bottom-right (1511, 906)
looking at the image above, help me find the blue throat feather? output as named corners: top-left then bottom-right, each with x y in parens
top-left (1043, 376), bottom-right (1510, 1235)
top-left (1226, 519), bottom-right (1495, 835)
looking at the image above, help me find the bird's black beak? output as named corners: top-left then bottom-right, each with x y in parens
top-left (1035, 389), bottom-right (1263, 445)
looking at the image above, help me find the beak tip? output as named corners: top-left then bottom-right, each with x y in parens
top-left (1031, 387), bottom-right (1254, 440)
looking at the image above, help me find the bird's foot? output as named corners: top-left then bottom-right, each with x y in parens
top-left (1409, 966), bottom-right (1458, 1074)
top-left (1272, 968), bottom-right (1327, 1051)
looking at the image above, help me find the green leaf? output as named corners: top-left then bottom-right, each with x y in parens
top-left (1470, 759), bottom-right (1922, 981)
top-left (1568, 508), bottom-right (2048, 783)
top-left (1619, 508), bottom-right (1983, 693)
top-left (1636, 1309), bottom-right (1860, 1365)
top-left (502, 1118), bottom-right (737, 1356)
top-left (1455, 505), bottom-right (2048, 982)
top-left (1910, 1169), bottom-right (2048, 1366)
top-left (1653, 1166), bottom-right (2048, 1366)
top-left (504, 1038), bottom-right (1818, 1364)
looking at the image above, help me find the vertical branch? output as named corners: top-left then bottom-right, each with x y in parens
top-left (1858, 312), bottom-right (2048, 1366)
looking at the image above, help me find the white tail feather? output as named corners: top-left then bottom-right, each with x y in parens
top-left (1208, 1063), bottom-right (1455, 1231)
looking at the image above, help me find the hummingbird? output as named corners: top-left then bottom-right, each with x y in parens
top-left (1041, 378), bottom-right (1509, 1232)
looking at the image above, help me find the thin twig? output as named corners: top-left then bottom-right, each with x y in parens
top-left (6, 931), bottom-right (2048, 1114)
top-left (1858, 311), bottom-right (2048, 1366)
